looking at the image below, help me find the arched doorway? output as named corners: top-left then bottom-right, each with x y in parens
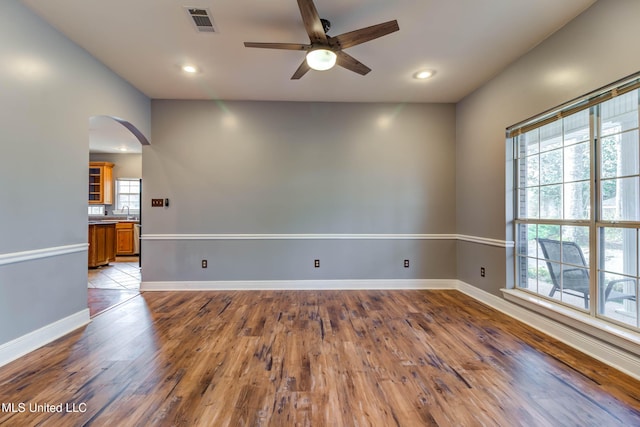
top-left (87, 115), bottom-right (148, 317)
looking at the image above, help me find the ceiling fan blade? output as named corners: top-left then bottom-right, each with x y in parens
top-left (244, 42), bottom-right (311, 51)
top-left (291, 59), bottom-right (311, 80)
top-left (330, 20), bottom-right (399, 50)
top-left (335, 51), bottom-right (371, 76)
top-left (297, 0), bottom-right (327, 44)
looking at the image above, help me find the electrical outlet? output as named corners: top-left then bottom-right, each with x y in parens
top-left (480, 267), bottom-right (485, 277)
top-left (314, 259), bottom-right (320, 268)
top-left (404, 259), bottom-right (410, 268)
top-left (202, 260), bottom-right (208, 268)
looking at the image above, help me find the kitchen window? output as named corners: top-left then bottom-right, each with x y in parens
top-left (88, 205), bottom-right (105, 215)
top-left (115, 178), bottom-right (140, 214)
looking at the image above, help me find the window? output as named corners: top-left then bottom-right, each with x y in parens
top-left (597, 91), bottom-right (639, 328)
top-left (88, 205), bottom-right (105, 215)
top-left (115, 178), bottom-right (140, 214)
top-left (512, 75), bottom-right (640, 331)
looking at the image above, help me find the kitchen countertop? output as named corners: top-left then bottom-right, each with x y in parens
top-left (88, 220), bottom-right (140, 225)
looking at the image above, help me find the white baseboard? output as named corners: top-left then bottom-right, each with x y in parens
top-left (141, 279), bottom-right (456, 291)
top-left (455, 281), bottom-right (640, 381)
top-left (0, 309), bottom-right (90, 368)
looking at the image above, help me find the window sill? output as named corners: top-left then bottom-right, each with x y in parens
top-left (501, 288), bottom-right (640, 357)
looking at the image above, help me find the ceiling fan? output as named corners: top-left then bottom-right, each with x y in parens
top-left (244, 0), bottom-right (399, 79)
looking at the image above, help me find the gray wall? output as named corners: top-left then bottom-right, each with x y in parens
top-left (0, 0), bottom-right (150, 344)
top-left (455, 0), bottom-right (640, 294)
top-left (143, 101), bottom-right (456, 282)
top-left (89, 153), bottom-right (142, 180)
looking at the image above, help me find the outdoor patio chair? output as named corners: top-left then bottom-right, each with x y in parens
top-left (537, 238), bottom-right (636, 310)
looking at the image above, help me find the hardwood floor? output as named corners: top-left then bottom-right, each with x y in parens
top-left (0, 290), bottom-right (639, 426)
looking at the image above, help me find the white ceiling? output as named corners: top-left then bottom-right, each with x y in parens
top-left (89, 116), bottom-right (143, 154)
top-left (23, 0), bottom-right (597, 104)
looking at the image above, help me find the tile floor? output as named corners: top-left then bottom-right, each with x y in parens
top-left (87, 288), bottom-right (140, 317)
top-left (88, 257), bottom-right (140, 290)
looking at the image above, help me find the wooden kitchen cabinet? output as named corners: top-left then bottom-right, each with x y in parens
top-left (89, 162), bottom-right (114, 204)
top-left (88, 223), bottom-right (116, 267)
top-left (116, 222), bottom-right (135, 255)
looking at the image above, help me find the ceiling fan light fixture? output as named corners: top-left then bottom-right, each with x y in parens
top-left (306, 49), bottom-right (337, 71)
top-left (243, 0), bottom-right (399, 79)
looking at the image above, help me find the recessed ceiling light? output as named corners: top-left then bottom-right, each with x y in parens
top-left (182, 65), bottom-right (198, 73)
top-left (119, 147), bottom-right (128, 152)
top-left (414, 70), bottom-right (434, 80)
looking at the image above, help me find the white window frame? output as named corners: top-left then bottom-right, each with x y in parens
top-left (510, 73), bottom-right (640, 333)
top-left (88, 205), bottom-right (105, 215)
top-left (115, 178), bottom-right (140, 215)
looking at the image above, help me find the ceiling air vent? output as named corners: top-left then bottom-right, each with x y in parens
top-left (185, 7), bottom-right (216, 33)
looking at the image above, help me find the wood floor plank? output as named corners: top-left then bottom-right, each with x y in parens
top-left (0, 290), bottom-right (639, 426)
